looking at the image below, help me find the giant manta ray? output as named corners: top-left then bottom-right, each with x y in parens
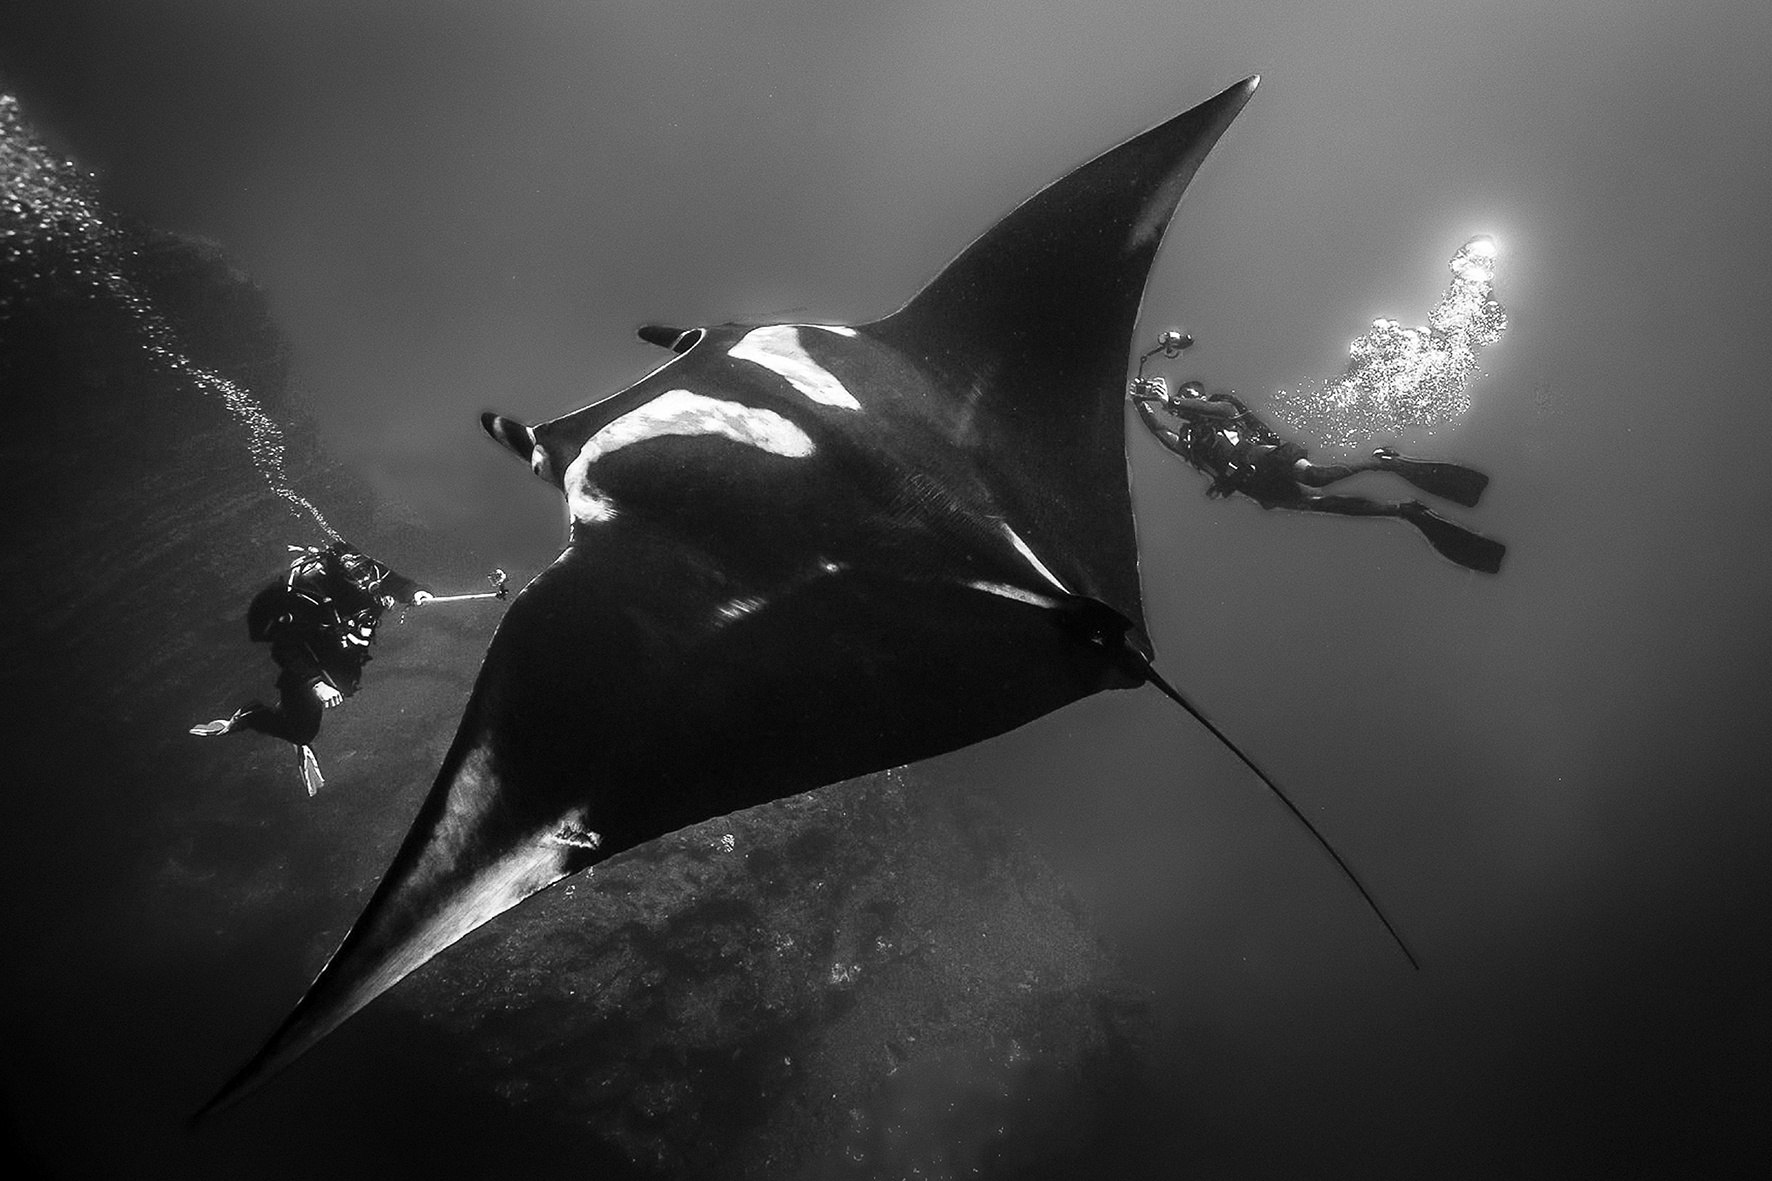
top-left (201, 75), bottom-right (1404, 1118)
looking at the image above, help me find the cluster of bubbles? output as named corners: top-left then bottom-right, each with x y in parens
top-left (1273, 236), bottom-right (1507, 453)
top-left (1, 93), bottom-right (338, 539)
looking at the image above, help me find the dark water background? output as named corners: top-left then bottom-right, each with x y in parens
top-left (4, 1), bottom-right (1772, 1176)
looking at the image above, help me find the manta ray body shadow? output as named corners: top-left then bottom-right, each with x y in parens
top-left (200, 76), bottom-right (1390, 1119)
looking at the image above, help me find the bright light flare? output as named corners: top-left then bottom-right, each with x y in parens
top-left (1451, 235), bottom-right (1498, 283)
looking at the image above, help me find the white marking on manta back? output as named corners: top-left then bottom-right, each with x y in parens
top-left (563, 389), bottom-right (814, 524)
top-left (729, 325), bottom-right (863, 410)
top-left (563, 436), bottom-right (619, 527)
top-left (564, 467), bottom-right (618, 525)
top-left (583, 388), bottom-right (815, 462)
top-left (1000, 524), bottom-right (1071, 593)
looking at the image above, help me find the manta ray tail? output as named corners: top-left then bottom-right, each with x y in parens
top-left (1138, 661), bottom-right (1421, 971)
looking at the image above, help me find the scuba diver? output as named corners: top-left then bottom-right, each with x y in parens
top-left (188, 541), bottom-right (434, 796)
top-left (1130, 331), bottom-right (1505, 573)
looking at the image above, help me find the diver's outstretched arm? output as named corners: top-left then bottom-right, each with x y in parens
top-left (1133, 398), bottom-right (1191, 459)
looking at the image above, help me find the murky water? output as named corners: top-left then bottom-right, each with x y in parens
top-left (5, 2), bottom-right (1772, 1177)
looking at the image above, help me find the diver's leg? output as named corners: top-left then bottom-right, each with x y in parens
top-left (1369, 449), bottom-right (1490, 507)
top-left (1293, 453), bottom-right (1490, 507)
top-left (1289, 494), bottom-right (1504, 572)
top-left (1286, 492), bottom-right (1402, 517)
top-left (1292, 458), bottom-right (1384, 488)
top-left (229, 681), bottom-right (328, 794)
top-left (228, 678), bottom-right (323, 745)
top-left (274, 680), bottom-right (327, 795)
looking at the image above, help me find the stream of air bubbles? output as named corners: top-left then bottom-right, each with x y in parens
top-left (1273, 235), bottom-right (1507, 452)
top-left (1, 93), bottom-right (339, 540)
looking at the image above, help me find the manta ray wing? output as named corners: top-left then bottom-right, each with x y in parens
top-left (199, 78), bottom-right (1258, 1119)
top-left (198, 488), bottom-right (1138, 1118)
top-left (867, 75), bottom-right (1258, 636)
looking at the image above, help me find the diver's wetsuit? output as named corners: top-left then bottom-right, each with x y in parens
top-left (1131, 379), bottom-right (1505, 573)
top-left (1132, 385), bottom-right (1313, 505)
top-left (233, 545), bottom-right (429, 745)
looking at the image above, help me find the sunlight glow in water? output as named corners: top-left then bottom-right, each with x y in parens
top-left (1273, 235), bottom-right (1507, 452)
top-left (1, 94), bottom-right (339, 539)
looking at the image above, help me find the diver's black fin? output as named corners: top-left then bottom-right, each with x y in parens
top-left (1402, 502), bottom-right (1506, 573)
top-left (1375, 451), bottom-right (1489, 507)
top-left (1138, 660), bottom-right (1421, 971)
